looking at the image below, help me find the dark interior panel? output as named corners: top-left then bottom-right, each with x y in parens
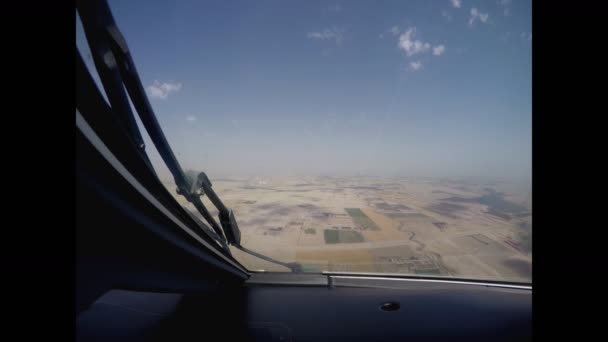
top-left (77, 279), bottom-right (531, 342)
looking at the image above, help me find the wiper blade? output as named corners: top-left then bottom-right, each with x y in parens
top-left (181, 204), bottom-right (228, 250)
top-left (77, 0), bottom-right (231, 253)
top-left (234, 245), bottom-right (302, 273)
top-left (79, 0), bottom-right (302, 273)
top-left (188, 172), bottom-right (241, 245)
top-left (182, 172), bottom-right (305, 272)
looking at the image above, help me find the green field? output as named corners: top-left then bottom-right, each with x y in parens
top-left (300, 264), bottom-right (322, 272)
top-left (344, 208), bottom-right (380, 231)
top-left (324, 229), bottom-right (365, 244)
top-left (304, 228), bottom-right (316, 235)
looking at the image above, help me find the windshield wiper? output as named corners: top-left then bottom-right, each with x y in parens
top-left (78, 0), bottom-right (229, 252)
top-left (78, 0), bottom-right (302, 272)
top-left (186, 172), bottom-right (303, 272)
top-left (183, 172), bottom-right (240, 244)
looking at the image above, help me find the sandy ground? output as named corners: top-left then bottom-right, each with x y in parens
top-left (161, 176), bottom-right (532, 282)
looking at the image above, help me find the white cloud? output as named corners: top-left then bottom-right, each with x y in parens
top-left (409, 60), bottom-right (423, 71)
top-left (469, 8), bottom-right (479, 26)
top-left (441, 10), bottom-right (453, 22)
top-left (398, 27), bottom-right (431, 56)
top-left (307, 28), bottom-right (344, 45)
top-left (380, 26), bottom-right (400, 39)
top-left (521, 32), bottom-right (532, 42)
top-left (497, 0), bottom-right (512, 16)
top-left (185, 115), bottom-right (197, 122)
top-left (469, 8), bottom-right (489, 27)
top-left (451, 0), bottom-right (461, 9)
top-left (433, 45), bottom-right (446, 56)
top-left (146, 80), bottom-right (182, 100)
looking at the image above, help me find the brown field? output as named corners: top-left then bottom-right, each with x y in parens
top-left (162, 175), bottom-right (532, 282)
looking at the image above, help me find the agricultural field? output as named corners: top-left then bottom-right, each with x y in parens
top-left (162, 175), bottom-right (532, 282)
top-left (324, 229), bottom-right (365, 244)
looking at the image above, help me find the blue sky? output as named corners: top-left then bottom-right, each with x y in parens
top-left (77, 0), bottom-right (531, 182)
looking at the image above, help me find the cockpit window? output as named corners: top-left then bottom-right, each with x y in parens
top-left (80, 0), bottom-right (531, 282)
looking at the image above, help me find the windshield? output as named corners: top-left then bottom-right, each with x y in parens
top-left (78, 0), bottom-right (531, 283)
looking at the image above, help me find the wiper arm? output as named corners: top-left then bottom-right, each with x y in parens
top-left (80, 0), bottom-right (301, 272)
top-left (77, 0), bottom-right (230, 253)
top-left (189, 172), bottom-right (303, 273)
top-left (188, 172), bottom-right (240, 245)
top-left (234, 245), bottom-right (302, 273)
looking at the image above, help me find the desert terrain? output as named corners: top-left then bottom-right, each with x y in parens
top-left (165, 175), bottom-right (532, 282)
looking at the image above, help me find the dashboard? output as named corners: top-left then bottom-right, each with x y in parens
top-left (77, 273), bottom-right (531, 341)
